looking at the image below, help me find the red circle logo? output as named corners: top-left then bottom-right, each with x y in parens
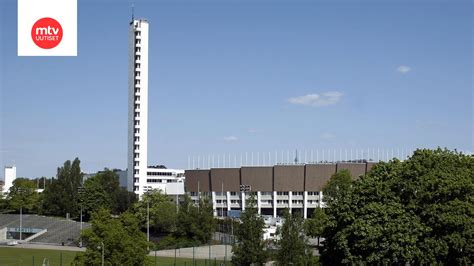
top-left (31, 18), bottom-right (63, 49)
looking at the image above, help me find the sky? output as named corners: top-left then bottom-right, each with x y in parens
top-left (0, 0), bottom-right (472, 178)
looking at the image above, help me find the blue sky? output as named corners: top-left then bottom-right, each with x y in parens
top-left (0, 0), bottom-right (472, 178)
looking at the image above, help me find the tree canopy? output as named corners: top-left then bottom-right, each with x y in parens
top-left (321, 148), bottom-right (474, 264)
top-left (304, 207), bottom-right (328, 247)
top-left (133, 189), bottom-right (177, 234)
top-left (73, 208), bottom-right (148, 265)
top-left (232, 195), bottom-right (267, 265)
top-left (6, 178), bottom-right (41, 213)
top-left (277, 209), bottom-right (313, 265)
top-left (173, 195), bottom-right (215, 245)
top-left (42, 158), bottom-right (83, 217)
top-left (80, 169), bottom-right (136, 220)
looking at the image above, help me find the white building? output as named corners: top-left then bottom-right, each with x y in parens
top-left (127, 18), bottom-right (185, 197)
top-left (2, 166), bottom-right (16, 194)
top-left (128, 18), bottom-right (149, 195)
top-left (144, 167), bottom-right (185, 195)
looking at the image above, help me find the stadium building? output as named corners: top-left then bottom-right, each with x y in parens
top-left (185, 161), bottom-right (376, 219)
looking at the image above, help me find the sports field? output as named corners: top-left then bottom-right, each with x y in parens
top-left (0, 247), bottom-right (227, 265)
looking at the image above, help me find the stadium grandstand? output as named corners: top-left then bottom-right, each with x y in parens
top-left (0, 214), bottom-right (89, 246)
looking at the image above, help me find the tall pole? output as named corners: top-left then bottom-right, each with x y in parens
top-left (147, 201), bottom-right (150, 247)
top-left (19, 206), bottom-right (22, 241)
top-left (80, 205), bottom-right (83, 247)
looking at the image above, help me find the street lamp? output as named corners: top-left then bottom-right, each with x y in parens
top-left (147, 200), bottom-right (150, 250)
top-left (98, 242), bottom-right (104, 266)
top-left (77, 186), bottom-right (85, 247)
top-left (17, 187), bottom-right (26, 242)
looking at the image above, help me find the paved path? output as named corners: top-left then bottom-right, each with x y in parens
top-left (150, 245), bottom-right (232, 260)
top-left (2, 243), bottom-right (85, 252)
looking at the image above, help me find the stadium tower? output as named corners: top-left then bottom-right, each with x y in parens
top-left (127, 18), bottom-right (149, 195)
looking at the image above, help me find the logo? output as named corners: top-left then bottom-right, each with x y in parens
top-left (31, 17), bottom-right (63, 49)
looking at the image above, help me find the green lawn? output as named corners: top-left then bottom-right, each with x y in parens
top-left (0, 247), bottom-right (77, 266)
top-left (0, 247), bottom-right (227, 266)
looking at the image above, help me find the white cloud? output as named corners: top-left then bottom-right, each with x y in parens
top-left (397, 65), bottom-right (411, 74)
top-left (288, 91), bottom-right (343, 107)
top-left (247, 128), bottom-right (261, 134)
top-left (321, 132), bottom-right (336, 140)
top-left (223, 136), bottom-right (238, 142)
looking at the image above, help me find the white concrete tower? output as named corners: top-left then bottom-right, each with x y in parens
top-left (127, 19), bottom-right (149, 195)
top-left (3, 166), bottom-right (16, 194)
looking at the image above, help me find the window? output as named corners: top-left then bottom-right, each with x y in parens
top-left (134, 137), bottom-right (140, 142)
top-left (135, 31), bottom-right (140, 36)
top-left (230, 192), bottom-right (237, 196)
top-left (134, 169), bottom-right (139, 174)
top-left (135, 55), bottom-right (141, 61)
top-left (135, 104), bottom-right (140, 109)
top-left (135, 47), bottom-right (141, 53)
top-left (134, 121), bottom-right (140, 126)
top-left (135, 63), bottom-right (141, 69)
top-left (134, 112), bottom-right (140, 117)
top-left (134, 161), bottom-right (139, 166)
top-left (134, 153), bottom-right (139, 158)
top-left (134, 186), bottom-right (139, 191)
top-left (135, 80), bottom-right (140, 85)
top-left (134, 145), bottom-right (139, 150)
top-left (133, 178), bottom-right (139, 183)
top-left (135, 88), bottom-right (140, 93)
top-left (135, 39), bottom-right (141, 44)
top-left (134, 128), bottom-right (140, 133)
top-left (134, 96), bottom-right (140, 101)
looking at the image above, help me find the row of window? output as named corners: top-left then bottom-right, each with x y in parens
top-left (146, 179), bottom-right (178, 183)
top-left (147, 172), bottom-right (174, 176)
top-left (190, 191), bottom-right (322, 196)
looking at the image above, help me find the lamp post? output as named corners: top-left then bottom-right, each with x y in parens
top-left (19, 206), bottom-right (22, 241)
top-left (77, 186), bottom-right (85, 248)
top-left (147, 200), bottom-right (150, 250)
top-left (17, 187), bottom-right (26, 242)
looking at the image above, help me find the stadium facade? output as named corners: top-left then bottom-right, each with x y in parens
top-left (185, 162), bottom-right (376, 218)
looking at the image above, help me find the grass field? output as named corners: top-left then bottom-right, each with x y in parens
top-left (0, 247), bottom-right (227, 266)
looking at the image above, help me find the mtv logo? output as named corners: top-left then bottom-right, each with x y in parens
top-left (18, 0), bottom-right (77, 56)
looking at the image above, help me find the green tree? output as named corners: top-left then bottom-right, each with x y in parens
top-left (133, 189), bottom-right (177, 234)
top-left (321, 148), bottom-right (474, 264)
top-left (174, 195), bottom-right (215, 245)
top-left (322, 169), bottom-right (352, 202)
top-left (7, 178), bottom-right (41, 213)
top-left (116, 187), bottom-right (137, 213)
top-left (42, 158), bottom-right (83, 217)
top-left (73, 208), bottom-right (148, 265)
top-left (277, 209), bottom-right (312, 265)
top-left (80, 169), bottom-right (129, 220)
top-left (304, 207), bottom-right (328, 247)
top-left (232, 195), bottom-right (267, 265)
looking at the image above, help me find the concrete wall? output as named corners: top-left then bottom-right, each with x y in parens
top-left (185, 162), bottom-right (378, 193)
